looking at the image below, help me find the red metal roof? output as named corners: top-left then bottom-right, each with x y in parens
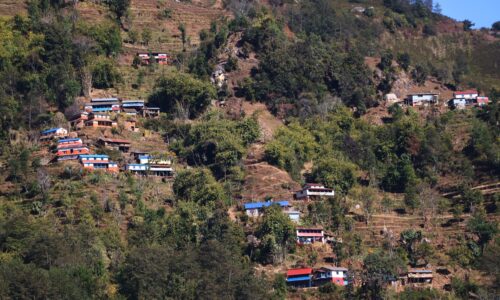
top-left (287, 268), bottom-right (313, 276)
top-left (455, 90), bottom-right (478, 95)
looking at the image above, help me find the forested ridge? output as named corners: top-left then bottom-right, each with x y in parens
top-left (0, 0), bottom-right (499, 299)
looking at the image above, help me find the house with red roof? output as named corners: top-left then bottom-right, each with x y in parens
top-left (56, 138), bottom-right (89, 161)
top-left (286, 268), bottom-right (313, 288)
top-left (295, 183), bottom-right (334, 200)
top-left (475, 96), bottom-right (489, 107)
top-left (453, 90), bottom-right (479, 100)
top-left (296, 226), bottom-right (325, 244)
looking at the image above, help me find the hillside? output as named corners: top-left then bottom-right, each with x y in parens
top-left (0, 0), bottom-right (499, 299)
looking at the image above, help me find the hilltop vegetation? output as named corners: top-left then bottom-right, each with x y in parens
top-left (0, 0), bottom-right (499, 299)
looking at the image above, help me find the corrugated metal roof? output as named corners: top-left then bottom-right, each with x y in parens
top-left (41, 128), bottom-right (62, 134)
top-left (287, 268), bottom-right (313, 276)
top-left (58, 138), bottom-right (81, 143)
top-left (286, 276), bottom-right (311, 282)
top-left (243, 200), bottom-right (289, 210)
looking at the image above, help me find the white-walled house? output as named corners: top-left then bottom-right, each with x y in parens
top-left (406, 93), bottom-right (439, 106)
top-left (453, 90), bottom-right (479, 100)
top-left (295, 183), bottom-right (334, 200)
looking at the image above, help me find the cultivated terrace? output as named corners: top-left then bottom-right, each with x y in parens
top-left (0, 0), bottom-right (499, 299)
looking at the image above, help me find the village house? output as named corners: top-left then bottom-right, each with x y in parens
top-left (69, 112), bottom-right (89, 129)
top-left (97, 138), bottom-right (131, 152)
top-left (295, 183), bottom-right (335, 200)
top-left (79, 154), bottom-right (119, 173)
top-left (56, 138), bottom-right (89, 161)
top-left (454, 90), bottom-right (479, 100)
top-left (448, 98), bottom-right (468, 109)
top-left (285, 210), bottom-right (301, 223)
top-left (85, 113), bottom-right (117, 128)
top-left (384, 93), bottom-right (401, 105)
top-left (40, 127), bottom-right (68, 141)
top-left (296, 226), bottom-right (325, 244)
top-left (476, 96), bottom-right (489, 106)
top-left (125, 154), bottom-right (174, 177)
top-left (121, 100), bottom-right (145, 116)
top-left (142, 107), bottom-right (160, 118)
top-left (406, 92), bottom-right (439, 106)
top-left (84, 98), bottom-right (120, 113)
top-left (124, 118), bottom-right (139, 132)
top-left (403, 269), bottom-right (433, 286)
top-left (314, 266), bottom-right (349, 286)
top-left (286, 268), bottom-right (313, 288)
top-left (136, 53), bottom-right (170, 65)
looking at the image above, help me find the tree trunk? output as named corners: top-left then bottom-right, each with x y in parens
top-left (81, 67), bottom-right (92, 98)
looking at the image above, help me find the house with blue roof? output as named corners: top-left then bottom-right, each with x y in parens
top-left (40, 127), bottom-right (68, 141)
top-left (244, 200), bottom-right (299, 221)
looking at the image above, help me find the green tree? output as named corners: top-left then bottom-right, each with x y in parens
top-left (256, 205), bottom-right (295, 264)
top-left (173, 168), bottom-right (227, 206)
top-left (149, 72), bottom-right (216, 119)
top-left (91, 58), bottom-right (121, 88)
top-left (467, 212), bottom-right (498, 252)
top-left (106, 0), bottom-right (130, 25)
top-left (142, 28), bottom-right (152, 45)
top-left (462, 19), bottom-right (474, 31)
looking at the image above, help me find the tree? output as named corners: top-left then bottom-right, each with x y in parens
top-left (400, 229), bottom-right (423, 265)
top-left (91, 58), bottom-right (121, 89)
top-left (412, 64), bottom-right (428, 85)
top-left (128, 29), bottom-right (139, 44)
top-left (106, 0), bottom-right (130, 26)
top-left (142, 28), bottom-right (152, 45)
top-left (463, 19), bottom-right (474, 31)
top-left (173, 168), bottom-right (227, 206)
top-left (256, 205), bottom-right (295, 264)
top-left (148, 72), bottom-right (216, 119)
top-left (493, 21), bottom-right (500, 31)
top-left (432, 2), bottom-right (442, 14)
top-left (362, 251), bottom-right (407, 298)
top-left (396, 52), bottom-right (411, 71)
top-left (467, 212), bottom-right (498, 252)
top-left (310, 157), bottom-right (357, 195)
top-left (178, 23), bottom-right (187, 51)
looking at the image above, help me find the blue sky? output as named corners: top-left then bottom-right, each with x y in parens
top-left (438, 0), bottom-right (500, 29)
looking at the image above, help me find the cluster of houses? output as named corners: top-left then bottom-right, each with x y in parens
top-left (285, 267), bottom-right (433, 289)
top-left (243, 183), bottom-right (335, 225)
top-left (40, 127), bottom-right (174, 176)
top-left (385, 89), bottom-right (490, 108)
top-left (136, 53), bottom-right (170, 65)
top-left (69, 98), bottom-right (159, 132)
top-left (448, 90), bottom-right (489, 109)
top-left (53, 137), bottom-right (119, 172)
top-left (38, 97), bottom-right (176, 177)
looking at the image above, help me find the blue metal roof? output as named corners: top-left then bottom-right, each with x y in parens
top-left (58, 138), bottom-right (81, 143)
top-left (41, 128), bottom-right (61, 134)
top-left (92, 107), bottom-right (114, 112)
top-left (286, 276), bottom-right (311, 282)
top-left (79, 154), bottom-right (109, 159)
top-left (244, 201), bottom-right (289, 210)
top-left (138, 155), bottom-right (151, 159)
